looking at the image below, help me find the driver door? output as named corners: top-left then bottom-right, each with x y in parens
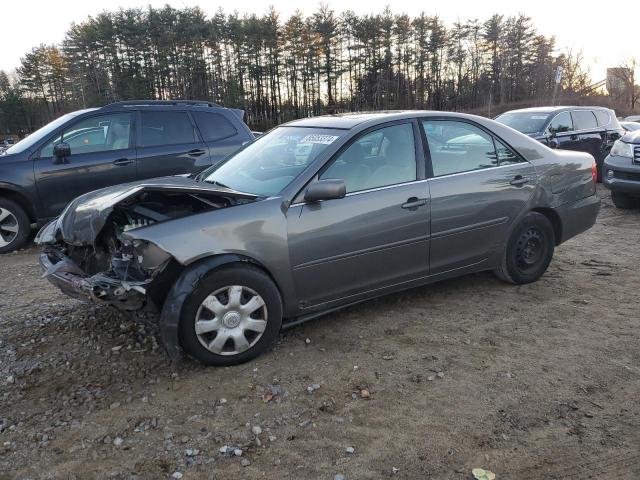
top-left (34, 112), bottom-right (137, 218)
top-left (287, 121), bottom-right (431, 309)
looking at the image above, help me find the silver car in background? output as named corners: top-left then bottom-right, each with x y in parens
top-left (36, 111), bottom-right (600, 365)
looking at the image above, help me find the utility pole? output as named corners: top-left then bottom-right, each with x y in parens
top-left (552, 66), bottom-right (563, 106)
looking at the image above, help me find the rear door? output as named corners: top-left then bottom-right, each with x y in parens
top-left (192, 110), bottom-right (250, 168)
top-left (421, 118), bottom-right (536, 275)
top-left (287, 121), bottom-right (431, 308)
top-left (34, 112), bottom-right (137, 218)
top-left (570, 110), bottom-right (603, 160)
top-left (135, 110), bottom-right (210, 180)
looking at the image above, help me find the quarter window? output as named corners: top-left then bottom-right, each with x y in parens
top-left (140, 111), bottom-right (198, 147)
top-left (571, 110), bottom-right (598, 130)
top-left (594, 110), bottom-right (610, 126)
top-left (494, 138), bottom-right (523, 165)
top-left (320, 123), bottom-right (417, 193)
top-left (548, 111), bottom-right (573, 133)
top-left (422, 120), bottom-right (499, 176)
top-left (40, 113), bottom-right (132, 157)
top-left (193, 111), bottom-right (238, 142)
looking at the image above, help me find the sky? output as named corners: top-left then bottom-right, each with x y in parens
top-left (0, 0), bottom-right (636, 83)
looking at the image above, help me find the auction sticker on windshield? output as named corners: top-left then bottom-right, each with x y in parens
top-left (300, 134), bottom-right (340, 144)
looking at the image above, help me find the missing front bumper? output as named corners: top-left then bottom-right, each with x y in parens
top-left (39, 249), bottom-right (147, 310)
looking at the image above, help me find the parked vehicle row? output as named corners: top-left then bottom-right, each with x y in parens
top-left (0, 101), bottom-right (254, 252)
top-left (36, 111), bottom-right (600, 365)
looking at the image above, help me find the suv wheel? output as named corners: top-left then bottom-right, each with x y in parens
top-left (611, 191), bottom-right (636, 209)
top-left (178, 264), bottom-right (282, 366)
top-left (494, 212), bottom-right (555, 285)
top-left (0, 198), bottom-right (30, 253)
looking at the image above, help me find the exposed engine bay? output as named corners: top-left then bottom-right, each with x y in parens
top-left (38, 184), bottom-right (256, 311)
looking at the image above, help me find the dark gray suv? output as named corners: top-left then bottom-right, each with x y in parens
top-left (37, 111), bottom-right (600, 366)
top-left (0, 100), bottom-right (253, 253)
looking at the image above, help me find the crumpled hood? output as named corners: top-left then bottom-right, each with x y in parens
top-left (35, 176), bottom-right (257, 246)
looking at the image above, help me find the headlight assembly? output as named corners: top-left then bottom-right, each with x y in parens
top-left (610, 140), bottom-right (634, 159)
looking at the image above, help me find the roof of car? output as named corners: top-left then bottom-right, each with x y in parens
top-left (501, 106), bottom-right (610, 115)
top-left (282, 110), bottom-right (468, 129)
top-left (101, 100), bottom-right (223, 110)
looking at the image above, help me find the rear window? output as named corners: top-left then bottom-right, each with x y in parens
top-left (594, 110), bottom-right (611, 126)
top-left (572, 110), bottom-right (598, 130)
top-left (140, 111), bottom-right (198, 147)
top-left (193, 112), bottom-right (238, 142)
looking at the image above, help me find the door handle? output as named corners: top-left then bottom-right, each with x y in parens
top-left (113, 158), bottom-right (134, 166)
top-left (570, 134), bottom-right (578, 141)
top-left (401, 197), bottom-right (428, 210)
top-left (509, 175), bottom-right (529, 186)
top-left (187, 149), bottom-right (206, 157)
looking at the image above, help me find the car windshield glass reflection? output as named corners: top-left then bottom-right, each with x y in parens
top-left (204, 127), bottom-right (344, 196)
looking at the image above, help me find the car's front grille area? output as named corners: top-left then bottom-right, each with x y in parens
top-left (615, 170), bottom-right (640, 182)
top-left (634, 146), bottom-right (640, 165)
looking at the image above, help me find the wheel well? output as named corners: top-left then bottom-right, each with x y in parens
top-left (532, 207), bottom-right (562, 245)
top-left (153, 254), bottom-right (283, 309)
top-left (0, 188), bottom-right (36, 222)
top-left (200, 255), bottom-right (282, 294)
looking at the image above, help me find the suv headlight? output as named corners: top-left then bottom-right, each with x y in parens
top-left (610, 139), bottom-right (634, 159)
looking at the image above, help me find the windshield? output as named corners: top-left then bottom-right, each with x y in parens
top-left (495, 112), bottom-right (550, 134)
top-left (4, 111), bottom-right (85, 155)
top-left (203, 126), bottom-right (345, 196)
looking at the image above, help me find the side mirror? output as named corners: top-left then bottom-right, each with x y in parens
top-left (304, 179), bottom-right (346, 203)
top-left (547, 128), bottom-right (557, 139)
top-left (53, 142), bottom-right (71, 163)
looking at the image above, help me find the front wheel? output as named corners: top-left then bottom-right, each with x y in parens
top-left (0, 198), bottom-right (31, 254)
top-left (178, 264), bottom-right (282, 366)
top-left (611, 191), bottom-right (636, 209)
top-left (494, 212), bottom-right (555, 285)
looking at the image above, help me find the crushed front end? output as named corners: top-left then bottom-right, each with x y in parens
top-left (39, 236), bottom-right (172, 311)
top-left (36, 178), bottom-right (257, 312)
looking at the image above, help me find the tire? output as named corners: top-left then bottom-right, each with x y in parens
top-left (611, 191), bottom-right (636, 209)
top-left (494, 212), bottom-right (555, 285)
top-left (178, 264), bottom-right (282, 366)
top-left (0, 198), bottom-right (30, 254)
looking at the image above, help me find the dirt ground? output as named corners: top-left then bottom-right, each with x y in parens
top-left (1, 185), bottom-right (639, 480)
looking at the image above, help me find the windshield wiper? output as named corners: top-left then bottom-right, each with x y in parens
top-left (205, 179), bottom-right (232, 189)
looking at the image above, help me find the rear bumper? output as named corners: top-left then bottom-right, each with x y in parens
top-left (555, 194), bottom-right (600, 244)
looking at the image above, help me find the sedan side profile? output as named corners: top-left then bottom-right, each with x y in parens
top-left (37, 111), bottom-right (600, 365)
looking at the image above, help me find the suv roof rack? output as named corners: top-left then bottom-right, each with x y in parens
top-left (102, 100), bottom-right (222, 110)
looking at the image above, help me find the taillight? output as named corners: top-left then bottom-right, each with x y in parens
top-left (591, 161), bottom-right (597, 183)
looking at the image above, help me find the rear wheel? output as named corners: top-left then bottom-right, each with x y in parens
top-left (0, 198), bottom-right (30, 254)
top-left (178, 264), bottom-right (282, 366)
top-left (611, 191), bottom-right (636, 209)
top-left (494, 212), bottom-right (555, 285)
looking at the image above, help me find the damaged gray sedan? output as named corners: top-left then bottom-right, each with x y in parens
top-left (37, 111), bottom-right (600, 366)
